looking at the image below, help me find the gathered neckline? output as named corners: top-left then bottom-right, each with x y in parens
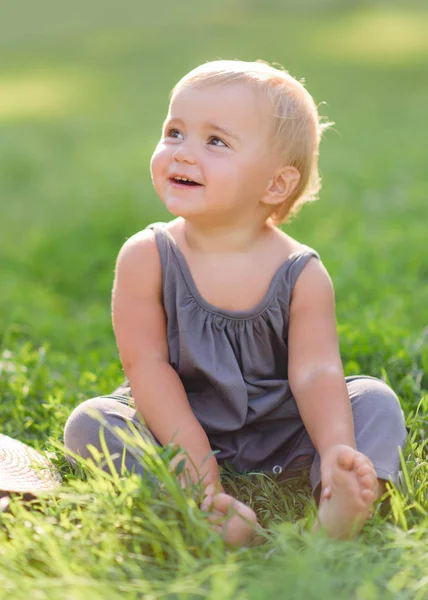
top-left (155, 224), bottom-right (312, 321)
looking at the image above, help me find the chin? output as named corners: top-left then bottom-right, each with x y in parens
top-left (165, 206), bottom-right (185, 218)
top-left (164, 198), bottom-right (200, 218)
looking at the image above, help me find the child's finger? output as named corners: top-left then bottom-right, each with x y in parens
top-left (201, 494), bottom-right (215, 512)
top-left (322, 485), bottom-right (331, 500)
top-left (207, 511), bottom-right (226, 525)
top-left (202, 492), bottom-right (236, 513)
top-left (210, 494), bottom-right (257, 525)
top-left (208, 493), bottom-right (239, 513)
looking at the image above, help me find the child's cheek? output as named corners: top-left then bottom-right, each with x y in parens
top-left (214, 162), bottom-right (243, 192)
top-left (150, 145), bottom-right (167, 186)
top-left (149, 162), bottom-right (164, 203)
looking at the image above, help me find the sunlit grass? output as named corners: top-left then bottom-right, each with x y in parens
top-left (0, 368), bottom-right (426, 599)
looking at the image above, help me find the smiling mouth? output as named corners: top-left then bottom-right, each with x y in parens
top-left (170, 176), bottom-right (203, 187)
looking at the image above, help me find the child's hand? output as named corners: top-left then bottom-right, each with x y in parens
top-left (169, 452), bottom-right (222, 492)
top-left (201, 484), bottom-right (259, 547)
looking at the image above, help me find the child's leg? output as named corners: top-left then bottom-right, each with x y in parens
top-left (310, 375), bottom-right (407, 539)
top-left (64, 393), bottom-right (161, 478)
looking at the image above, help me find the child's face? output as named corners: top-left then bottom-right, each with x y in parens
top-left (150, 82), bottom-right (277, 225)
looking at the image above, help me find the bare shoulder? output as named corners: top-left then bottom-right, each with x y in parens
top-left (112, 229), bottom-right (169, 369)
top-left (269, 225), bottom-right (307, 261)
top-left (291, 253), bottom-right (334, 311)
top-left (114, 228), bottom-right (162, 299)
top-left (116, 228), bottom-right (158, 260)
top-left (269, 226), bottom-right (331, 293)
top-left (261, 225), bottom-right (332, 306)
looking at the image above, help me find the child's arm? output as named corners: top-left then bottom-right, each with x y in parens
top-left (112, 230), bottom-right (221, 490)
top-left (287, 258), bottom-right (356, 461)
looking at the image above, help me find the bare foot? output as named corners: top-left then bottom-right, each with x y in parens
top-left (315, 446), bottom-right (378, 539)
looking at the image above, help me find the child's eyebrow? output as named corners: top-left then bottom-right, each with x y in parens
top-left (206, 122), bottom-right (241, 141)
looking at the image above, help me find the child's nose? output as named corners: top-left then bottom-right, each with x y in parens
top-left (172, 143), bottom-right (197, 165)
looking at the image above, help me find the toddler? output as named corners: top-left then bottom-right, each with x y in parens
top-left (64, 60), bottom-right (407, 545)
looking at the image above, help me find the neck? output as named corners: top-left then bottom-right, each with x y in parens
top-left (181, 216), bottom-right (273, 254)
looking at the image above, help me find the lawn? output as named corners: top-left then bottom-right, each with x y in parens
top-left (0, 1), bottom-right (427, 598)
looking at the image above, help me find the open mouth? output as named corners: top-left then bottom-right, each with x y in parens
top-left (170, 176), bottom-right (202, 187)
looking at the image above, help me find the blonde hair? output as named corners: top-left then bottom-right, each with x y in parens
top-left (171, 60), bottom-right (333, 225)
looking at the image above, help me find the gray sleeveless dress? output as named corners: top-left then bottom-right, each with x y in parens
top-left (146, 222), bottom-right (320, 473)
top-left (64, 221), bottom-right (407, 489)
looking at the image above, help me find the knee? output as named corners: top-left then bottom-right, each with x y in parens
top-left (350, 376), bottom-right (407, 445)
top-left (64, 397), bottom-right (108, 461)
top-left (371, 379), bottom-right (405, 429)
top-left (64, 397), bottom-right (150, 479)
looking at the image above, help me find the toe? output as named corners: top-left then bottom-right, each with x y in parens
top-left (370, 477), bottom-right (379, 494)
top-left (360, 473), bottom-right (375, 490)
top-left (356, 464), bottom-right (372, 477)
top-left (361, 488), bottom-right (375, 504)
top-left (353, 453), bottom-right (367, 470)
top-left (337, 446), bottom-right (356, 471)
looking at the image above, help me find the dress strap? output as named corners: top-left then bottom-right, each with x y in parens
top-left (283, 246), bottom-right (320, 292)
top-left (145, 222), bottom-right (171, 272)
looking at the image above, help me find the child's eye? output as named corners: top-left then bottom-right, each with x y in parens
top-left (165, 128), bottom-right (183, 140)
top-left (208, 136), bottom-right (227, 147)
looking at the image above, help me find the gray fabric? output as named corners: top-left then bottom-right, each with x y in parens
top-left (146, 222), bottom-right (321, 473)
top-left (63, 374), bottom-right (407, 490)
top-left (64, 221), bottom-right (406, 487)
top-left (64, 395), bottom-right (157, 478)
top-left (308, 375), bottom-right (407, 490)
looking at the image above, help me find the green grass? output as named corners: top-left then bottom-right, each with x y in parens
top-left (0, 1), bottom-right (427, 598)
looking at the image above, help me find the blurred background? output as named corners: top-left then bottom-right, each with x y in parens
top-left (1, 0), bottom-right (427, 373)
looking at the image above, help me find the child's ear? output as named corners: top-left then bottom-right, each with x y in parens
top-left (264, 166), bottom-right (301, 206)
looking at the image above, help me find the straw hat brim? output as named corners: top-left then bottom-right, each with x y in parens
top-left (0, 434), bottom-right (61, 496)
